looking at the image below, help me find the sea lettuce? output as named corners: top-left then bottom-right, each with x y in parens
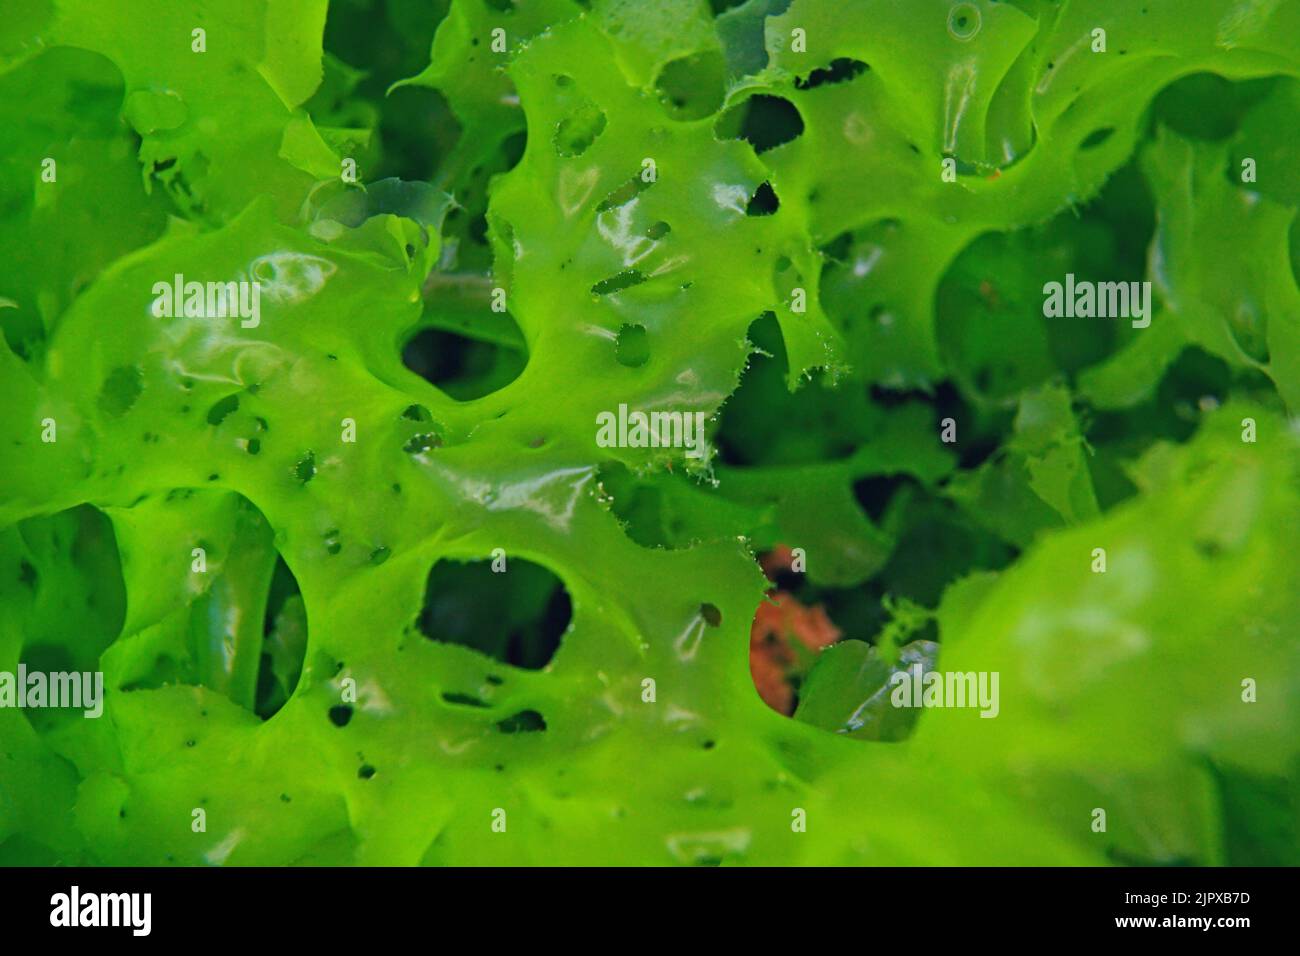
top-left (1, 0), bottom-right (1298, 866)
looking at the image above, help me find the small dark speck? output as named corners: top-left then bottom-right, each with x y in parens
top-left (185, 738), bottom-right (196, 747)
top-left (280, 793), bottom-right (292, 803)
top-left (700, 602), bottom-right (723, 627)
top-left (358, 764), bottom-right (376, 779)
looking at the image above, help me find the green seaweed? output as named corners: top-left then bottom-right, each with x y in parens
top-left (0, 0), bottom-right (1297, 866)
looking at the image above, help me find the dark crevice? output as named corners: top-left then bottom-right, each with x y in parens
top-left (497, 709), bottom-right (546, 733)
top-left (795, 58), bottom-right (869, 90)
top-left (717, 94), bottom-right (804, 154)
top-left (591, 270), bottom-right (646, 296)
top-left (746, 181), bottom-right (780, 216)
top-left (852, 474), bottom-right (920, 524)
top-left (254, 555), bottom-right (307, 720)
top-left (418, 558), bottom-right (572, 670)
top-left (402, 325), bottom-right (527, 402)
